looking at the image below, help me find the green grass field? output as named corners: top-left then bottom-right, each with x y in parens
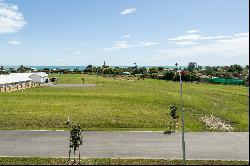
top-left (0, 157), bottom-right (248, 165)
top-left (0, 74), bottom-right (248, 131)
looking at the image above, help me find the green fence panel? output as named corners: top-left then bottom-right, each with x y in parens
top-left (206, 78), bottom-right (244, 85)
top-left (213, 78), bottom-right (227, 84)
top-left (227, 79), bottom-right (244, 85)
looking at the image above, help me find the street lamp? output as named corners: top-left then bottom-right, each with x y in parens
top-left (175, 63), bottom-right (186, 165)
top-left (96, 67), bottom-right (99, 86)
top-left (134, 62), bottom-right (137, 68)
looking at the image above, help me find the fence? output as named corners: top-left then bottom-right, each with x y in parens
top-left (207, 78), bottom-right (244, 85)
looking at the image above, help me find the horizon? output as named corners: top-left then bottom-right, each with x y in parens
top-left (0, 0), bottom-right (249, 66)
top-left (2, 64), bottom-right (248, 69)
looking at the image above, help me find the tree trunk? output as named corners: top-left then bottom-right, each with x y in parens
top-left (79, 151), bottom-right (80, 164)
top-left (69, 149), bottom-right (71, 162)
top-left (169, 122), bottom-right (172, 132)
top-left (174, 121), bottom-right (176, 132)
top-left (74, 150), bottom-right (75, 163)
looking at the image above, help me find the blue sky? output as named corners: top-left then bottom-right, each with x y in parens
top-left (0, 0), bottom-right (249, 66)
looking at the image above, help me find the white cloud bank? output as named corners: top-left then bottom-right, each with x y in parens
top-left (156, 32), bottom-right (249, 65)
top-left (120, 8), bottom-right (136, 15)
top-left (0, 1), bottom-right (26, 34)
top-left (167, 30), bottom-right (241, 46)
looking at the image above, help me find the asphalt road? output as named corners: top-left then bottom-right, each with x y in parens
top-left (0, 131), bottom-right (248, 160)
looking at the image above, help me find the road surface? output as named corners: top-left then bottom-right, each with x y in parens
top-left (0, 131), bottom-right (248, 160)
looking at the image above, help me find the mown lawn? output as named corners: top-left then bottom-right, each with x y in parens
top-left (0, 157), bottom-right (248, 165)
top-left (0, 74), bottom-right (248, 131)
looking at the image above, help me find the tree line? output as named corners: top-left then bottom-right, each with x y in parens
top-left (1, 62), bottom-right (249, 85)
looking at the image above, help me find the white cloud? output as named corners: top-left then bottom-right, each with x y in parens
top-left (105, 41), bottom-right (132, 50)
top-left (76, 43), bottom-right (85, 46)
top-left (0, 1), bottom-right (26, 34)
top-left (137, 42), bottom-right (159, 47)
top-left (157, 32), bottom-right (249, 65)
top-left (74, 51), bottom-right (84, 55)
top-left (233, 32), bottom-right (249, 37)
top-left (186, 29), bottom-right (199, 33)
top-left (104, 41), bottom-right (158, 51)
top-left (201, 35), bottom-right (232, 40)
top-left (120, 8), bottom-right (136, 15)
top-left (122, 34), bottom-right (130, 38)
top-left (116, 41), bottom-right (127, 44)
top-left (8, 40), bottom-right (21, 45)
top-left (168, 34), bottom-right (203, 41)
top-left (167, 31), bottom-right (237, 46)
top-left (174, 41), bottom-right (197, 46)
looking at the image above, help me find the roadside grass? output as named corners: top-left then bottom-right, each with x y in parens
top-left (0, 157), bottom-right (248, 165)
top-left (0, 74), bottom-right (248, 131)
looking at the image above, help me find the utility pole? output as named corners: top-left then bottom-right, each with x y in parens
top-left (96, 67), bottom-right (99, 86)
top-left (175, 63), bottom-right (186, 165)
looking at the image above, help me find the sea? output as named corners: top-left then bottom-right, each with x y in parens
top-left (2, 65), bottom-right (187, 71)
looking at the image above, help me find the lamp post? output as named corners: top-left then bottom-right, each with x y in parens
top-left (96, 67), bottom-right (99, 86)
top-left (175, 63), bottom-right (186, 165)
top-left (134, 62), bottom-right (137, 68)
top-left (134, 62), bottom-right (137, 76)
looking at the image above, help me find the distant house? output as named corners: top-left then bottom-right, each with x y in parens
top-left (29, 72), bottom-right (49, 83)
top-left (122, 72), bottom-right (131, 75)
top-left (198, 75), bottom-right (210, 82)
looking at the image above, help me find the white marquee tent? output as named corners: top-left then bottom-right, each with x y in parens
top-left (0, 72), bottom-right (48, 86)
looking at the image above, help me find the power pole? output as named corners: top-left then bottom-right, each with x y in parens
top-left (175, 63), bottom-right (186, 165)
top-left (96, 67), bottom-right (99, 86)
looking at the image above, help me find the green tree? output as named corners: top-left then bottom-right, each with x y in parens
top-left (169, 105), bottom-right (179, 132)
top-left (165, 70), bottom-right (175, 80)
top-left (103, 67), bottom-right (114, 75)
top-left (84, 65), bottom-right (93, 73)
top-left (148, 67), bottom-right (158, 74)
top-left (204, 66), bottom-right (216, 76)
top-left (227, 64), bottom-right (243, 73)
top-left (137, 67), bottom-right (147, 74)
top-left (69, 125), bottom-right (83, 165)
top-left (187, 62), bottom-right (197, 72)
top-left (17, 65), bottom-right (31, 73)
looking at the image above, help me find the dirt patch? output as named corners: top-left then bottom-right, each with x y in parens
top-left (200, 114), bottom-right (234, 131)
top-left (184, 107), bottom-right (234, 131)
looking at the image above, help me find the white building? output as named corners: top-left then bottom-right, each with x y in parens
top-left (122, 72), bottom-right (131, 75)
top-left (0, 72), bottom-right (48, 86)
top-left (29, 72), bottom-right (49, 83)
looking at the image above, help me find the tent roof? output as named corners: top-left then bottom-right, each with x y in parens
top-left (0, 72), bottom-right (48, 85)
top-left (0, 74), bottom-right (32, 85)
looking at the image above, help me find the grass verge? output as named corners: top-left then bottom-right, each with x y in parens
top-left (0, 157), bottom-right (248, 165)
